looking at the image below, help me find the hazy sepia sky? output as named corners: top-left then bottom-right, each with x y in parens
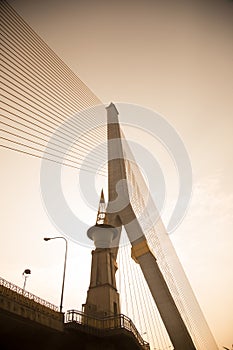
top-left (1, 0), bottom-right (233, 348)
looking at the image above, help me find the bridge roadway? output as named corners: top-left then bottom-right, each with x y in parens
top-left (0, 277), bottom-right (149, 350)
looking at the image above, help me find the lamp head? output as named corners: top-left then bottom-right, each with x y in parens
top-left (44, 237), bottom-right (50, 241)
top-left (23, 269), bottom-right (31, 275)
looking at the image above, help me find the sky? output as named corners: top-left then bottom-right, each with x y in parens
top-left (1, 0), bottom-right (233, 348)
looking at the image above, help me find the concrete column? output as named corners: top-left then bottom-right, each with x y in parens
top-left (84, 224), bottom-right (121, 318)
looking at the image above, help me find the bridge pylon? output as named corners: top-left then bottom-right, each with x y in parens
top-left (106, 102), bottom-right (197, 350)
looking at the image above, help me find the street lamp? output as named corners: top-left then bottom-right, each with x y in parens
top-left (44, 236), bottom-right (68, 313)
top-left (22, 269), bottom-right (31, 291)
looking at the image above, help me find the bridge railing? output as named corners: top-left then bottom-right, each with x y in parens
top-left (66, 309), bottom-right (150, 349)
top-left (0, 276), bottom-right (59, 312)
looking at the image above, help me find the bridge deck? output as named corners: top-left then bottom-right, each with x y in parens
top-left (0, 277), bottom-right (149, 350)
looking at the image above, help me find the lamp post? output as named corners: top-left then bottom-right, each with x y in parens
top-left (44, 236), bottom-right (68, 313)
top-left (22, 269), bottom-right (31, 291)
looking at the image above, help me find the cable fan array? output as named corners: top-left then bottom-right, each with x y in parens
top-left (120, 130), bottom-right (219, 350)
top-left (0, 0), bottom-right (107, 177)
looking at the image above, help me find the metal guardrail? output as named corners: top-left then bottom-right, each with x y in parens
top-left (0, 276), bottom-right (59, 312)
top-left (66, 309), bottom-right (150, 349)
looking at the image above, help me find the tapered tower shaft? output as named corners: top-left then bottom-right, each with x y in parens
top-left (106, 102), bottom-right (196, 350)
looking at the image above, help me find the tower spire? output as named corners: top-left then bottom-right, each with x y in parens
top-left (96, 189), bottom-right (107, 225)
